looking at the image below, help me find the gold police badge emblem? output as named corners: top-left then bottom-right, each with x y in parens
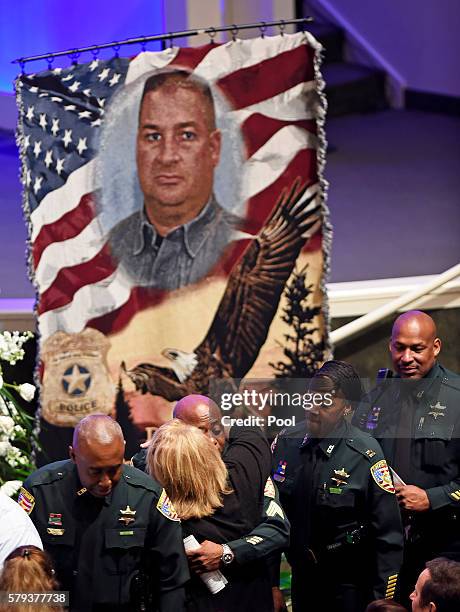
top-left (41, 329), bottom-right (115, 426)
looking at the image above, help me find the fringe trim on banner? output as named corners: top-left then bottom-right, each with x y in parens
top-left (303, 31), bottom-right (333, 358)
top-left (14, 76), bottom-right (42, 460)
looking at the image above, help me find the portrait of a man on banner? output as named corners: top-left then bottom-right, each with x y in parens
top-left (102, 69), bottom-right (243, 291)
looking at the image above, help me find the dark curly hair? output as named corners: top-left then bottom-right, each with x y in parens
top-left (313, 360), bottom-right (363, 405)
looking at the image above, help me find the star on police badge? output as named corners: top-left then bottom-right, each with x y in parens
top-left (119, 505), bottom-right (136, 526)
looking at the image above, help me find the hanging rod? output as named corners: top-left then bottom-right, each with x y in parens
top-left (12, 17), bottom-right (313, 67)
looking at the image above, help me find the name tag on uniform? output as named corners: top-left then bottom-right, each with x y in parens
top-left (47, 528), bottom-right (65, 536)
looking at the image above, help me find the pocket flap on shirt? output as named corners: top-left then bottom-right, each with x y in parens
top-left (414, 422), bottom-right (454, 441)
top-left (317, 490), bottom-right (356, 508)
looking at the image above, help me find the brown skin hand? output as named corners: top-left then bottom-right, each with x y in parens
top-left (395, 483), bottom-right (430, 512)
top-left (186, 540), bottom-right (223, 573)
top-left (272, 587), bottom-right (288, 612)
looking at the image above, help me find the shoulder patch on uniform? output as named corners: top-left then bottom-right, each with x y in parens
top-left (18, 487), bottom-right (35, 514)
top-left (156, 489), bottom-right (180, 521)
top-left (370, 460), bottom-right (395, 494)
top-left (450, 489), bottom-right (460, 501)
top-left (264, 477), bottom-right (276, 499)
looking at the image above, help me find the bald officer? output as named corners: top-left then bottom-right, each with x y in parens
top-left (354, 310), bottom-right (460, 602)
top-left (19, 414), bottom-right (189, 611)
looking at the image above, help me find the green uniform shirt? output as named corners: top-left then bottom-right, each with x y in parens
top-left (19, 461), bottom-right (189, 611)
top-left (272, 419), bottom-right (403, 603)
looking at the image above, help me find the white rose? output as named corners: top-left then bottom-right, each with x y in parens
top-left (0, 372), bottom-right (3, 390)
top-left (0, 440), bottom-right (13, 457)
top-left (0, 480), bottom-right (23, 497)
top-left (0, 416), bottom-right (15, 436)
top-left (18, 383), bottom-right (35, 402)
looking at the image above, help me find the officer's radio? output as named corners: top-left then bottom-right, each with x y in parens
top-left (377, 368), bottom-right (393, 382)
top-left (357, 368), bottom-right (393, 432)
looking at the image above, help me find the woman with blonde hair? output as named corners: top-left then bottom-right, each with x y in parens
top-left (148, 419), bottom-right (231, 520)
top-left (148, 418), bottom-right (274, 611)
top-left (0, 545), bottom-right (63, 612)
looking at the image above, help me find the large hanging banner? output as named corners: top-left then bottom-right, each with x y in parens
top-left (16, 32), bottom-right (330, 456)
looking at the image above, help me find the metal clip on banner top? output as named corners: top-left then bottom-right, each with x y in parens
top-left (12, 17), bottom-right (313, 68)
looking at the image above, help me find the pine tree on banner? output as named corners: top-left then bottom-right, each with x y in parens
top-left (270, 265), bottom-right (325, 378)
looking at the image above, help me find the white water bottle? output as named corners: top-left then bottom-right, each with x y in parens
top-left (183, 535), bottom-right (228, 594)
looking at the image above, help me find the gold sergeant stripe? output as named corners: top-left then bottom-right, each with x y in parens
top-left (385, 573), bottom-right (398, 597)
top-left (451, 492), bottom-right (460, 500)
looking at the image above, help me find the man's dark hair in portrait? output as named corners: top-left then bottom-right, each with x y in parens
top-left (109, 68), bottom-right (240, 291)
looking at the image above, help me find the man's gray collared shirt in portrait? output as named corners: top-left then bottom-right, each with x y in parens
top-left (109, 196), bottom-right (240, 290)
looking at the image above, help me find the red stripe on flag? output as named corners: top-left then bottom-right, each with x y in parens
top-left (241, 114), bottom-right (317, 159)
top-left (171, 44), bottom-right (220, 71)
top-left (37, 244), bottom-right (115, 315)
top-left (217, 45), bottom-right (315, 111)
top-left (88, 286), bottom-right (168, 335)
top-left (32, 194), bottom-right (95, 269)
top-left (243, 148), bottom-right (319, 233)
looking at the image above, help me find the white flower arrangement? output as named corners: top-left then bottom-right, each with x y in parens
top-left (0, 330), bottom-right (37, 496)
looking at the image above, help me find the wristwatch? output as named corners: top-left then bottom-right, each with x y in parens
top-left (221, 543), bottom-right (235, 565)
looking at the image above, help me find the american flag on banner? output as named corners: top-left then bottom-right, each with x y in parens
top-left (16, 31), bottom-right (329, 435)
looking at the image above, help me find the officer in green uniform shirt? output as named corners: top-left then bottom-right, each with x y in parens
top-left (353, 310), bottom-right (460, 604)
top-left (18, 414), bottom-right (189, 611)
top-left (272, 361), bottom-right (404, 612)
